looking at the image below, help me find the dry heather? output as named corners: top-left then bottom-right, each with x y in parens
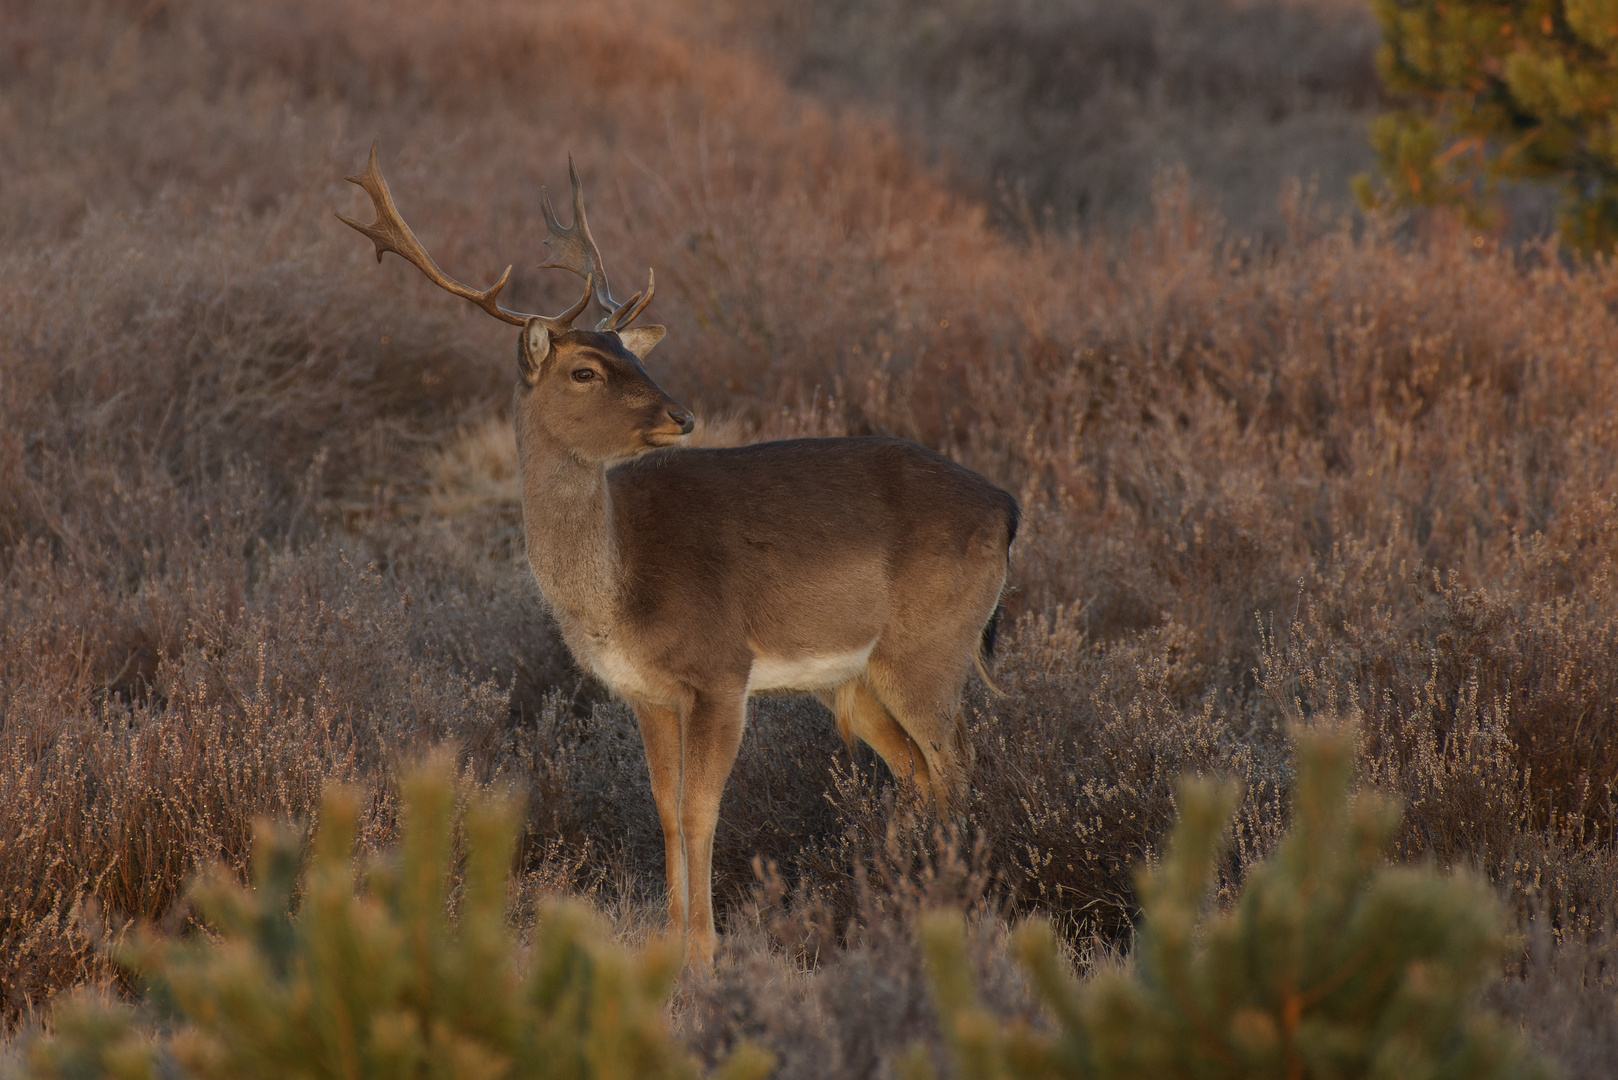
top-left (2, 0), bottom-right (1617, 1075)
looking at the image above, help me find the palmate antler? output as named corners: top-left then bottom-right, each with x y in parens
top-left (539, 157), bottom-right (656, 332)
top-left (336, 141), bottom-right (655, 333)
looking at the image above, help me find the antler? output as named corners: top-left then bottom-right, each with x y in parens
top-left (336, 141), bottom-right (591, 331)
top-left (540, 156), bottom-right (657, 332)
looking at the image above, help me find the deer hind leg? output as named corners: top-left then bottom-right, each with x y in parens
top-left (862, 555), bottom-right (1005, 810)
top-left (630, 701), bottom-right (689, 937)
top-left (677, 685), bottom-right (748, 966)
top-left (819, 680), bottom-right (936, 798)
top-left (864, 651), bottom-right (974, 811)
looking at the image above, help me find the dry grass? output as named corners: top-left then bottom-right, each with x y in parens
top-left (3, 0), bottom-right (1617, 1075)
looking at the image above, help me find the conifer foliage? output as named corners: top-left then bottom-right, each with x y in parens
top-left (26, 756), bottom-right (773, 1080)
top-left (910, 730), bottom-right (1547, 1080)
top-left (1363, 0), bottom-right (1618, 251)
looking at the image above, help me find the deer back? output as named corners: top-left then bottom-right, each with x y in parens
top-left (602, 437), bottom-right (1019, 677)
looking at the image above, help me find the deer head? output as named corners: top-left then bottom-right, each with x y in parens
top-left (514, 321), bottom-right (691, 462)
top-left (337, 142), bottom-right (693, 463)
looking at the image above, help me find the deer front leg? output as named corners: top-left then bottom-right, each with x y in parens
top-left (678, 685), bottom-right (747, 966)
top-left (631, 701), bottom-right (689, 936)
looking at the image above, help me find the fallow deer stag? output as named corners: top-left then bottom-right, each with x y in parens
top-left (338, 143), bottom-right (1018, 964)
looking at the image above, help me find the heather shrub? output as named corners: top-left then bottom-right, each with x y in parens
top-left (683, 796), bottom-right (1037, 1080)
top-left (0, 525), bottom-right (520, 1011)
top-left (1492, 919), bottom-right (1618, 1080)
top-left (1259, 536), bottom-right (1618, 915)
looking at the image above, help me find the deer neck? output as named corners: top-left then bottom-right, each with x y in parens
top-left (514, 418), bottom-right (623, 631)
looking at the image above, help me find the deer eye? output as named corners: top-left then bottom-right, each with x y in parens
top-left (571, 368), bottom-right (597, 383)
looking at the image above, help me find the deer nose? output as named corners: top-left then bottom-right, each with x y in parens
top-left (670, 409), bottom-right (694, 435)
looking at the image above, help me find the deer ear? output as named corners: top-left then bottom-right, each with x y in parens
top-left (616, 325), bottom-right (666, 359)
top-left (519, 318), bottom-right (553, 384)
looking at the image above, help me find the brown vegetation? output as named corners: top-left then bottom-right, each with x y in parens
top-left (2, 0), bottom-right (1615, 1076)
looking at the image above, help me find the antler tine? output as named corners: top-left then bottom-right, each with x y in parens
top-left (600, 268), bottom-right (655, 331)
top-left (539, 154), bottom-right (658, 332)
top-left (337, 141), bottom-right (589, 332)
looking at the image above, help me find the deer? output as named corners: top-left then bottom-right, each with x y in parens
top-left (338, 143), bottom-right (1019, 964)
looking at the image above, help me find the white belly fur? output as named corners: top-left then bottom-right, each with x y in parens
top-left (746, 642), bottom-right (875, 695)
top-left (581, 639), bottom-right (663, 701)
top-left (577, 629), bottom-right (875, 703)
